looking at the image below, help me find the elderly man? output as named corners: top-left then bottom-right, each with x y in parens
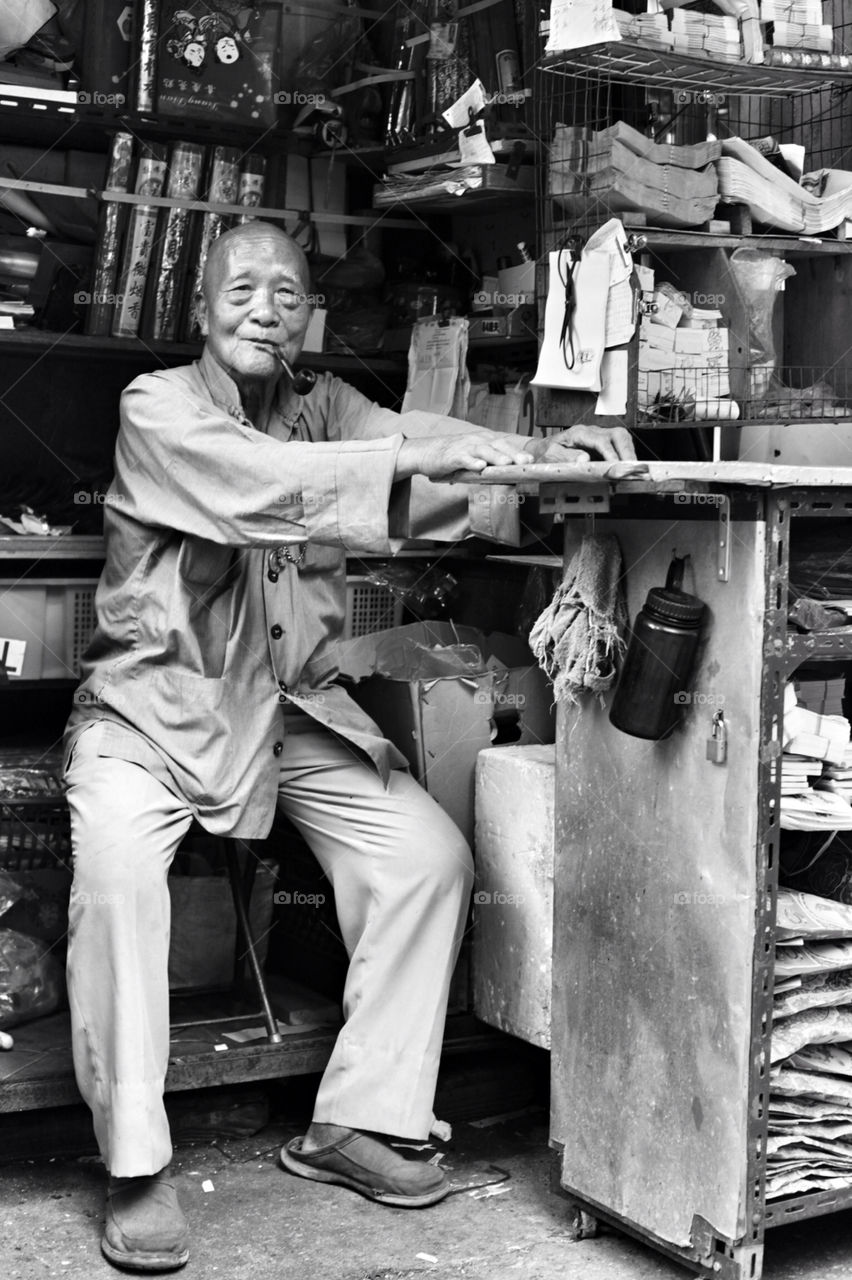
top-left (63, 221), bottom-right (634, 1271)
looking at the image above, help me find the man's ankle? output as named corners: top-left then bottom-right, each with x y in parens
top-left (302, 1121), bottom-right (356, 1151)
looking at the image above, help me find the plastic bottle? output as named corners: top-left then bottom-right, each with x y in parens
top-left (608, 559), bottom-right (707, 740)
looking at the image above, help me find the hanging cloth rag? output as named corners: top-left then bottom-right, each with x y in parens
top-left (529, 533), bottom-right (627, 704)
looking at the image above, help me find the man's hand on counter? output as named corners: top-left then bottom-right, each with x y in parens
top-left (526, 424), bottom-right (637, 463)
top-left (395, 432), bottom-right (536, 481)
top-left (394, 422), bottom-right (635, 481)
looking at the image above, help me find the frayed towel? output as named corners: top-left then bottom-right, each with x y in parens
top-left (529, 533), bottom-right (627, 704)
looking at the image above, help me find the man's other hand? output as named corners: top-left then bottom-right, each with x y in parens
top-left (395, 432), bottom-right (536, 481)
top-left (529, 424), bottom-right (636, 463)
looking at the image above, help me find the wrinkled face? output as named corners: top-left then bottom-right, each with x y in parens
top-left (198, 231), bottom-right (311, 386)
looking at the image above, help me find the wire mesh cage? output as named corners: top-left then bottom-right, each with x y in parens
top-left (530, 0), bottom-right (852, 435)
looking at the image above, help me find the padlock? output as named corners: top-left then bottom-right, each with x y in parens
top-left (706, 711), bottom-right (727, 764)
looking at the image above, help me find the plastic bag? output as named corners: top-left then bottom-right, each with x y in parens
top-left (0, 928), bottom-right (64, 1030)
top-left (361, 562), bottom-right (458, 620)
top-left (729, 249), bottom-right (796, 402)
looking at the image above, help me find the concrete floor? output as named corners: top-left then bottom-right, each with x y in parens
top-left (2, 1089), bottom-right (852, 1280)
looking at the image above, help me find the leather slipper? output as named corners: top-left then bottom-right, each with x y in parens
top-left (280, 1133), bottom-right (450, 1208)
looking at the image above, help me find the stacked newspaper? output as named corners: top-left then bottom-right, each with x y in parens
top-left (717, 137), bottom-right (852, 234)
top-left (612, 8), bottom-right (674, 47)
top-left (672, 8), bottom-right (742, 58)
top-left (549, 119), bottom-right (720, 228)
top-left (770, 889), bottom-right (852, 1198)
top-left (762, 0), bottom-right (833, 49)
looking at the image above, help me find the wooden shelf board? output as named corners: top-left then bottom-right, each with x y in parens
top-left (0, 330), bottom-right (405, 375)
top-left (0, 536), bottom-right (105, 560)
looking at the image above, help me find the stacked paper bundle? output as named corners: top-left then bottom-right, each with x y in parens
top-left (549, 120), bottom-right (720, 229)
top-left (762, 0), bottom-right (833, 49)
top-left (781, 683), bottom-right (852, 830)
top-left (672, 8), bottom-right (742, 58)
top-left (612, 8), bottom-right (674, 47)
top-left (797, 677), bottom-right (847, 719)
top-left (637, 279), bottom-right (735, 413)
top-left (769, 889), bottom-right (852, 1199)
top-left (815, 747), bottom-right (852, 804)
top-left (717, 138), bottom-right (852, 235)
top-left (782, 756), bottom-right (825, 795)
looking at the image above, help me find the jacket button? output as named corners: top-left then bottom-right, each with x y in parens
top-left (279, 680), bottom-right (288, 692)
top-left (270, 624), bottom-right (283, 639)
top-left (278, 693), bottom-right (288, 703)
top-left (267, 569), bottom-right (279, 583)
top-left (273, 741), bottom-right (284, 756)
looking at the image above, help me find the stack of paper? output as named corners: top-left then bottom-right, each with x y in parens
top-left (762, 0), bottom-right (823, 22)
top-left (672, 9), bottom-right (742, 59)
top-left (768, 890), bottom-right (852, 1198)
top-left (717, 138), bottom-right (852, 234)
top-left (781, 755), bottom-right (824, 795)
top-left (772, 19), bottom-right (833, 49)
top-left (797, 678), bottom-right (847, 719)
top-left (550, 120), bottom-right (720, 229)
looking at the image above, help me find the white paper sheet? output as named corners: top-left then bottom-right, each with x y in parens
top-left (402, 318), bottom-right (470, 416)
top-left (545, 0), bottom-right (622, 53)
top-left (532, 250), bottom-right (609, 392)
top-left (595, 349), bottom-right (628, 414)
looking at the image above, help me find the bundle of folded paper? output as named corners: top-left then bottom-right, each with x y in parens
top-left (549, 120), bottom-right (721, 229)
top-left (770, 888), bottom-right (852, 1198)
top-left (781, 683), bottom-right (852, 831)
top-left (761, 0), bottom-right (833, 50)
top-left (549, 121), bottom-right (852, 235)
top-left (636, 275), bottom-right (737, 416)
top-left (607, 0), bottom-right (832, 58)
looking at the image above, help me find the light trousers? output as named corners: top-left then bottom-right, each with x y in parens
top-left (64, 721), bottom-right (473, 1177)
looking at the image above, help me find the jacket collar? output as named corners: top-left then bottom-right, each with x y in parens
top-left (198, 345), bottom-right (303, 440)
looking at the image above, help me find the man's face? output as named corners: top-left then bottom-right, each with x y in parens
top-left (198, 233), bottom-right (311, 386)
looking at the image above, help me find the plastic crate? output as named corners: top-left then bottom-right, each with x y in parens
top-left (0, 579), bottom-right (98, 679)
top-left (0, 799), bottom-right (72, 871)
top-left (343, 576), bottom-right (403, 640)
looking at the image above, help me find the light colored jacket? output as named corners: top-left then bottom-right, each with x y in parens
top-left (65, 347), bottom-right (491, 837)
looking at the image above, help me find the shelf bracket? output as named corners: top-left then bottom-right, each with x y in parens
top-left (717, 494), bottom-right (731, 582)
top-left (538, 482), bottom-right (610, 521)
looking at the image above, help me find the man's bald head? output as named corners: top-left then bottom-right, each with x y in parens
top-left (201, 222), bottom-right (311, 300)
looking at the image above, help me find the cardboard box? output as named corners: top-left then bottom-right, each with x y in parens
top-left (337, 623), bottom-right (555, 844)
top-left (473, 745), bottom-right (555, 1048)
